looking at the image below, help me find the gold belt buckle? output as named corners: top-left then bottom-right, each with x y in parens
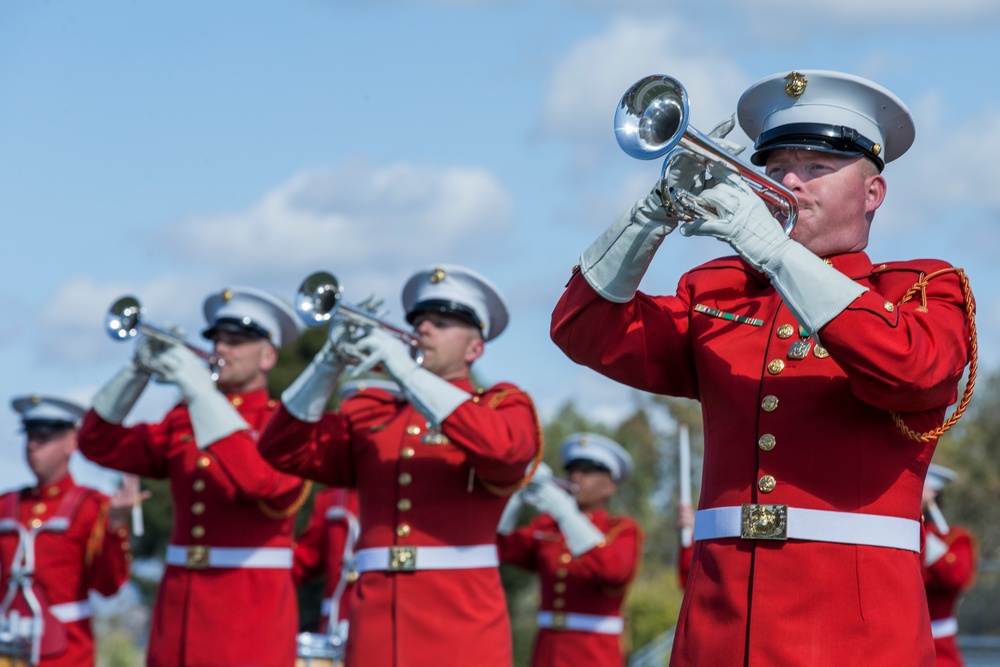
top-left (186, 545), bottom-right (210, 569)
top-left (388, 546), bottom-right (417, 571)
top-left (741, 504), bottom-right (788, 540)
top-left (550, 612), bottom-right (567, 630)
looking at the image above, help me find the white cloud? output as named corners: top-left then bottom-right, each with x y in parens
top-left (156, 159), bottom-right (514, 287)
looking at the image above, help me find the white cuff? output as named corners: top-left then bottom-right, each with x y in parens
top-left (767, 243), bottom-right (867, 339)
top-left (187, 391), bottom-right (250, 449)
top-left (92, 363), bottom-right (151, 424)
top-left (397, 368), bottom-right (471, 426)
top-left (579, 199), bottom-right (673, 303)
top-left (558, 511), bottom-right (606, 557)
top-left (497, 491), bottom-right (525, 535)
top-left (282, 353), bottom-right (347, 423)
top-left (924, 532), bottom-right (949, 566)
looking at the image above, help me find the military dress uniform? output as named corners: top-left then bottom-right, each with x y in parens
top-left (77, 288), bottom-right (310, 667)
top-left (259, 265), bottom-right (542, 667)
top-left (551, 71), bottom-right (972, 666)
top-left (0, 397), bottom-right (131, 667)
top-left (922, 464), bottom-right (978, 667)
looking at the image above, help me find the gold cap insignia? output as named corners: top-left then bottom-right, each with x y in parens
top-left (784, 72), bottom-right (808, 99)
top-left (221, 289), bottom-right (234, 302)
top-left (430, 268), bottom-right (447, 284)
top-left (872, 143), bottom-right (882, 157)
top-left (30, 395), bottom-right (42, 405)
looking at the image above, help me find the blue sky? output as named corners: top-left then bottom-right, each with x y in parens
top-left (2, 0), bottom-right (999, 492)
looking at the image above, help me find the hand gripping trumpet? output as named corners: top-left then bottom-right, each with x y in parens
top-left (615, 74), bottom-right (798, 234)
top-left (295, 271), bottom-right (425, 365)
top-left (105, 296), bottom-right (224, 380)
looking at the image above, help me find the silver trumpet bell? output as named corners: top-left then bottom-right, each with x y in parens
top-left (105, 296), bottom-right (224, 379)
top-left (295, 271), bottom-right (425, 366)
top-left (614, 74), bottom-right (798, 234)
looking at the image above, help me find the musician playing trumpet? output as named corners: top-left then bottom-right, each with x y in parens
top-left (77, 287), bottom-right (310, 667)
top-left (551, 70), bottom-right (974, 665)
top-left (257, 264), bottom-right (541, 667)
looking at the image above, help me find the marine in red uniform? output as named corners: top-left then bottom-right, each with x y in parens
top-left (259, 264), bottom-right (542, 667)
top-left (0, 396), bottom-right (131, 667)
top-left (498, 433), bottom-right (642, 667)
top-left (922, 464), bottom-right (978, 667)
top-left (551, 71), bottom-right (973, 666)
top-left (77, 287), bottom-right (310, 667)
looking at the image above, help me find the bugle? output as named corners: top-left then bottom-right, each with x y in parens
top-left (295, 271), bottom-right (424, 365)
top-left (105, 296), bottom-right (224, 378)
top-left (614, 74), bottom-right (798, 234)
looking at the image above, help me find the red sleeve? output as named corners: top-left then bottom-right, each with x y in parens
top-left (204, 431), bottom-right (306, 503)
top-left (77, 410), bottom-right (171, 479)
top-left (497, 522), bottom-right (541, 572)
top-left (82, 494), bottom-right (131, 597)
top-left (294, 490), bottom-right (333, 586)
top-left (923, 527), bottom-right (977, 594)
top-left (820, 266), bottom-right (970, 412)
top-left (550, 269), bottom-right (700, 399)
top-left (569, 516), bottom-right (643, 590)
top-left (677, 542), bottom-right (694, 589)
top-left (258, 405), bottom-right (354, 488)
top-left (442, 384), bottom-right (542, 488)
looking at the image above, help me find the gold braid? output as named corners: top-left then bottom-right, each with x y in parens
top-left (891, 267), bottom-right (977, 442)
top-left (258, 480), bottom-right (313, 519)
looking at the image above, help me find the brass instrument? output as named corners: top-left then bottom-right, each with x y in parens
top-left (295, 271), bottom-right (424, 365)
top-left (105, 296), bottom-right (224, 378)
top-left (615, 74), bottom-right (798, 234)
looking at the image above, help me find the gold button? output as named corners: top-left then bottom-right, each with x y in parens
top-left (553, 598), bottom-right (565, 609)
top-left (191, 502), bottom-right (205, 515)
top-left (28, 518), bottom-right (42, 529)
top-left (559, 553), bottom-right (572, 564)
top-left (32, 503), bottom-right (46, 515)
top-left (758, 475), bottom-right (776, 493)
top-left (553, 582), bottom-right (567, 594)
top-left (196, 456), bottom-right (211, 469)
top-left (556, 568), bottom-right (568, 579)
top-left (767, 359), bottom-right (785, 375)
top-left (401, 447), bottom-right (416, 459)
top-left (761, 395), bottom-right (779, 412)
top-left (406, 425), bottom-right (421, 436)
top-left (191, 525), bottom-right (206, 538)
top-left (883, 301), bottom-right (895, 312)
top-left (192, 479), bottom-right (206, 492)
top-left (396, 523), bottom-right (411, 538)
top-left (46, 487), bottom-right (59, 498)
top-left (397, 499), bottom-right (412, 512)
top-left (776, 324), bottom-right (795, 339)
top-left (231, 395), bottom-right (244, 407)
top-left (823, 258), bottom-right (834, 266)
top-left (813, 345), bottom-right (830, 359)
top-left (398, 473), bottom-right (412, 486)
top-left (758, 434), bottom-right (776, 451)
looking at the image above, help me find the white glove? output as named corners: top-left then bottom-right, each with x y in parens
top-left (680, 174), bottom-right (866, 338)
top-left (497, 488), bottom-right (526, 535)
top-left (150, 345), bottom-right (249, 449)
top-left (580, 116), bottom-right (744, 303)
top-left (350, 328), bottom-right (470, 427)
top-left (523, 478), bottom-right (604, 556)
top-left (92, 359), bottom-right (153, 425)
top-left (924, 532), bottom-right (949, 567)
top-left (282, 318), bottom-right (359, 422)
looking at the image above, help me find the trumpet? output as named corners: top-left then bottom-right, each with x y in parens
top-left (295, 271), bottom-right (424, 365)
top-left (614, 74), bottom-right (798, 234)
top-left (105, 296), bottom-right (224, 378)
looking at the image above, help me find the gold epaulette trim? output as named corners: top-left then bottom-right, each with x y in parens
top-left (85, 500), bottom-right (109, 568)
top-left (475, 389), bottom-right (546, 497)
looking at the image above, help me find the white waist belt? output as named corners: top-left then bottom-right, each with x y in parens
top-left (49, 600), bottom-right (92, 623)
top-left (355, 545), bottom-right (498, 572)
top-left (694, 506), bottom-right (920, 552)
top-left (537, 611), bottom-right (624, 635)
top-left (166, 545), bottom-right (293, 569)
top-left (931, 616), bottom-right (958, 639)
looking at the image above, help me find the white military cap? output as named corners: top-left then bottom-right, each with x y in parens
top-left (925, 463), bottom-right (959, 492)
top-left (402, 265), bottom-right (509, 342)
top-left (737, 70), bottom-right (915, 172)
top-left (11, 395), bottom-right (86, 434)
top-left (560, 432), bottom-right (634, 482)
top-left (201, 286), bottom-right (301, 348)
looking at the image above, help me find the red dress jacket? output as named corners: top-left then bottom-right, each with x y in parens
top-left (294, 486), bottom-right (360, 631)
top-left (258, 378), bottom-right (541, 667)
top-left (498, 510), bottom-right (642, 666)
top-left (77, 390), bottom-right (308, 667)
top-left (0, 475), bottom-right (130, 667)
top-left (551, 252), bottom-right (971, 667)
top-left (922, 522), bottom-right (977, 667)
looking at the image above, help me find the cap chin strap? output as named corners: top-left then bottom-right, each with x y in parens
top-left (752, 122), bottom-right (884, 170)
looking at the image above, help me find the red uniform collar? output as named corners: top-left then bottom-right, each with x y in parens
top-left (29, 473), bottom-right (75, 500)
